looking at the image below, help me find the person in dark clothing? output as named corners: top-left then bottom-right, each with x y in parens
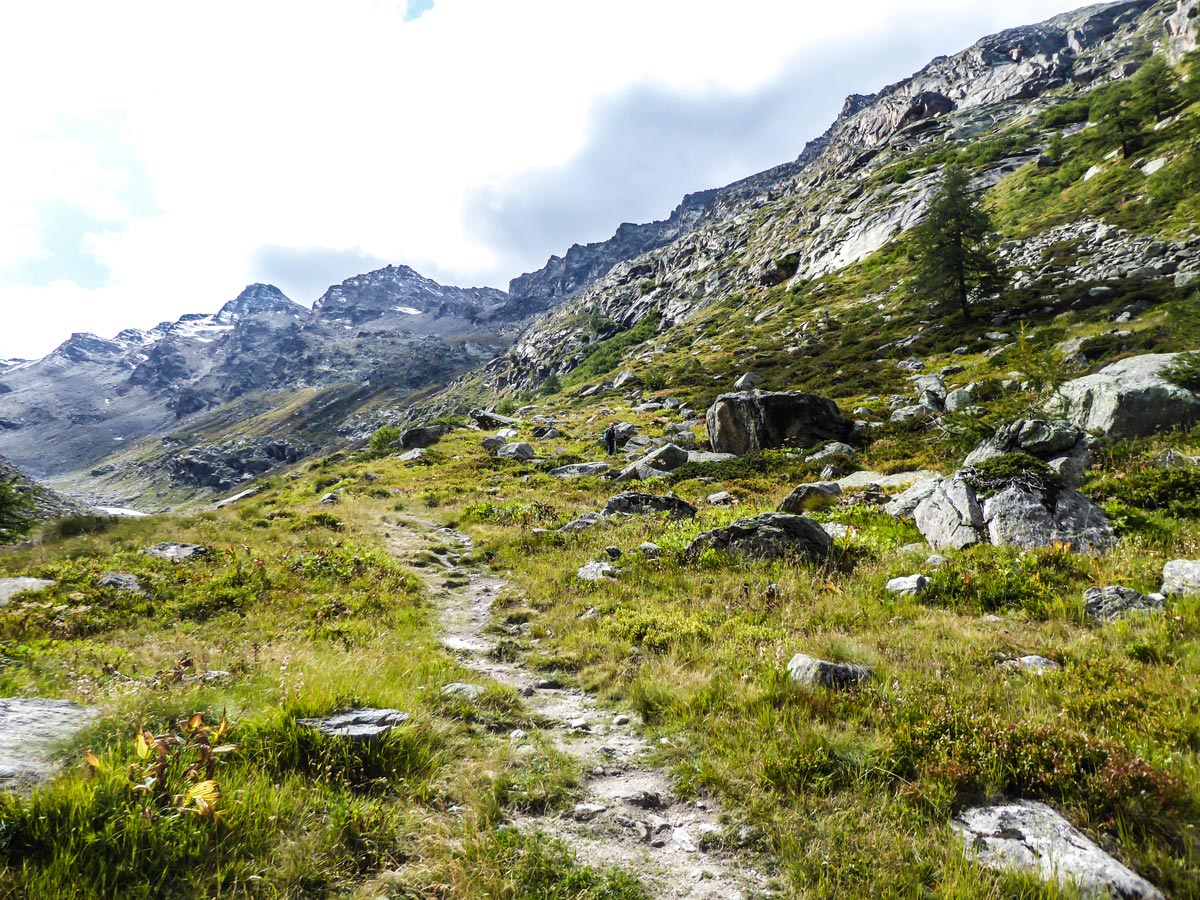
top-left (603, 422), bottom-right (617, 455)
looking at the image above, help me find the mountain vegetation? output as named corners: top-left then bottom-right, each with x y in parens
top-left (2, 2), bottom-right (1200, 899)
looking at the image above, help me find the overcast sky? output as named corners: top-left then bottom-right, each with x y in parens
top-left (0, 0), bottom-right (1083, 359)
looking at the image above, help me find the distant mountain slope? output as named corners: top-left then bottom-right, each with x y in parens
top-left (0, 266), bottom-right (524, 478)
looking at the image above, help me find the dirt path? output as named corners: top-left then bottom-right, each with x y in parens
top-left (380, 516), bottom-right (767, 900)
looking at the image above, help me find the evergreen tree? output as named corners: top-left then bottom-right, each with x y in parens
top-left (911, 165), bottom-right (1004, 322)
top-left (0, 479), bottom-right (35, 544)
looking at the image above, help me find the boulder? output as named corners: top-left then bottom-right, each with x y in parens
top-left (1046, 353), bottom-right (1200, 438)
top-left (953, 801), bottom-right (1163, 900)
top-left (602, 492), bottom-right (697, 519)
top-left (399, 424), bottom-right (449, 449)
top-left (496, 442), bottom-right (535, 461)
top-left (733, 372), bottom-right (763, 390)
top-left (548, 462), bottom-right (611, 478)
top-left (890, 405), bottom-right (930, 424)
top-left (396, 448), bottom-right (427, 464)
top-left (558, 512), bottom-right (606, 533)
top-left (686, 513), bottom-right (832, 563)
top-left (298, 708), bottom-right (410, 739)
top-left (787, 653), bottom-right (870, 690)
top-left (1084, 586), bottom-right (1163, 621)
top-left (913, 478), bottom-right (986, 551)
top-left (705, 390), bottom-right (851, 457)
top-left (944, 387), bottom-right (976, 413)
top-left (982, 486), bottom-right (1115, 553)
top-left (1162, 559), bottom-right (1200, 596)
top-left (612, 370), bottom-right (640, 389)
top-left (0, 577), bottom-right (54, 607)
top-left (707, 490), bottom-right (734, 505)
top-left (778, 482), bottom-right (842, 513)
top-left (480, 435), bottom-right (506, 451)
top-left (532, 426), bottom-right (562, 440)
top-left (144, 542), bottom-right (209, 562)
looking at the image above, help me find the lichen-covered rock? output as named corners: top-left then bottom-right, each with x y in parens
top-left (913, 477), bottom-right (985, 551)
top-left (965, 419), bottom-right (1098, 486)
top-left (787, 653), bottom-right (870, 690)
top-left (1162, 559), bottom-right (1200, 596)
top-left (886, 574), bottom-right (929, 596)
top-left (98, 572), bottom-right (145, 595)
top-left (1, 698), bottom-right (98, 792)
top-left (298, 708), bottom-right (410, 739)
top-left (686, 513), bottom-right (832, 562)
top-left (399, 425), bottom-right (449, 449)
top-left (144, 542), bottom-right (209, 562)
top-left (615, 443), bottom-right (690, 482)
top-left (602, 492), bottom-right (697, 519)
top-left (577, 561), bottom-right (617, 581)
top-left (1046, 353), bottom-right (1200, 439)
top-left (496, 442), bottom-right (535, 461)
top-left (548, 462), bottom-right (611, 478)
top-left (1084, 586), bottom-right (1163, 621)
top-left (883, 477), bottom-right (942, 520)
top-left (954, 801), bottom-right (1163, 900)
top-left (705, 390), bottom-right (850, 457)
top-left (982, 486), bottom-right (1114, 553)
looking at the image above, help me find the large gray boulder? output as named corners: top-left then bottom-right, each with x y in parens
top-left (1046, 353), bottom-right (1200, 439)
top-left (883, 477), bottom-right (942, 520)
top-left (705, 390), bottom-right (850, 457)
top-left (954, 801), bottom-right (1163, 900)
top-left (399, 424), bottom-right (449, 449)
top-left (982, 486), bottom-right (1115, 553)
top-left (471, 409), bottom-right (520, 429)
top-left (913, 478), bottom-right (986, 551)
top-left (602, 493), bottom-right (697, 519)
top-left (1084, 586), bottom-right (1163, 621)
top-left (686, 513), bottom-right (832, 562)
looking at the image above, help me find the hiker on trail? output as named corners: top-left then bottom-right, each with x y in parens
top-left (603, 422), bottom-right (617, 455)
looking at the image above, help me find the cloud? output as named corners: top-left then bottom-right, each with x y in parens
top-left (404, 0), bottom-right (434, 21)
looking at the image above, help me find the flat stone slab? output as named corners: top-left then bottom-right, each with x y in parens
top-left (144, 542), bottom-right (210, 561)
top-left (0, 698), bottom-right (98, 791)
top-left (298, 708), bottom-right (410, 740)
top-left (838, 469), bottom-right (942, 490)
top-left (0, 577), bottom-right (54, 607)
top-left (548, 462), bottom-right (611, 478)
top-left (98, 572), bottom-right (145, 595)
top-left (954, 801), bottom-right (1163, 899)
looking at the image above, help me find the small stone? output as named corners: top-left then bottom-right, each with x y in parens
top-left (706, 490), bottom-right (735, 505)
top-left (97, 573), bottom-right (144, 595)
top-left (1084, 586), bottom-right (1164, 621)
top-left (573, 803), bottom-right (607, 822)
top-left (569, 717), bottom-right (590, 731)
top-left (603, 545), bottom-right (622, 560)
top-left (926, 554), bottom-right (949, 568)
top-left (638, 542), bottom-right (662, 558)
top-left (1000, 655), bottom-right (1061, 674)
top-left (787, 653), bottom-right (870, 690)
top-left (1162, 560), bottom-right (1200, 596)
top-left (613, 714), bottom-right (631, 726)
top-left (441, 683), bottom-right (485, 700)
top-left (577, 561), bottom-right (617, 581)
top-left (510, 729), bottom-right (527, 742)
top-left (298, 708), bottom-right (410, 739)
top-left (886, 574), bottom-right (929, 596)
top-left (144, 542), bottom-right (209, 561)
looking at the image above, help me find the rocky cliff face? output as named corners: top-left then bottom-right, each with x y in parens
top-left (0, 454), bottom-right (82, 522)
top-left (0, 267), bottom-right (526, 480)
top-left (487, 0), bottom-right (1193, 392)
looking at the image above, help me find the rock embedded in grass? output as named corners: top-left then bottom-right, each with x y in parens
top-left (602, 492), bottom-right (697, 519)
top-left (778, 481), bottom-right (842, 513)
top-left (97, 572), bottom-right (145, 595)
top-left (1162, 560), bottom-right (1200, 596)
top-left (144, 542), bottom-right (210, 561)
top-left (787, 653), bottom-right (871, 690)
top-left (298, 708), bottom-right (410, 739)
top-left (953, 801), bottom-right (1164, 900)
top-left (885, 574), bottom-right (929, 596)
top-left (686, 513), bottom-right (833, 563)
top-left (0, 577), bottom-right (54, 606)
top-left (577, 561), bottom-right (617, 581)
top-left (999, 655), bottom-right (1061, 674)
top-left (548, 462), bottom-right (610, 478)
top-left (1, 698), bottom-right (98, 792)
top-left (496, 442), bottom-right (535, 461)
top-left (441, 683), bottom-right (485, 700)
top-left (1084, 586), bottom-right (1164, 621)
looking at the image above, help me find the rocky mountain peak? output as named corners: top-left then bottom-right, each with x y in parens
top-left (312, 264), bottom-right (509, 326)
top-left (50, 333), bottom-right (128, 363)
top-left (213, 284), bottom-right (305, 325)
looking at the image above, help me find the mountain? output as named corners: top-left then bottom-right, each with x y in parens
top-left (0, 268), bottom-right (526, 484)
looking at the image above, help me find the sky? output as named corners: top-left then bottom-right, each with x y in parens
top-left (0, 0), bottom-right (1085, 359)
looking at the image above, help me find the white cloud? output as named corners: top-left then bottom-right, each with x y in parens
top-left (0, 0), bottom-right (1079, 358)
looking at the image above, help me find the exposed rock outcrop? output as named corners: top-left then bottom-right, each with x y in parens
top-left (1046, 353), bottom-right (1200, 439)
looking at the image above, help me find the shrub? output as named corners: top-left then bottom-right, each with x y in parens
top-left (368, 426), bottom-right (401, 454)
top-left (1163, 351), bottom-right (1200, 392)
top-left (42, 513), bottom-right (118, 540)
